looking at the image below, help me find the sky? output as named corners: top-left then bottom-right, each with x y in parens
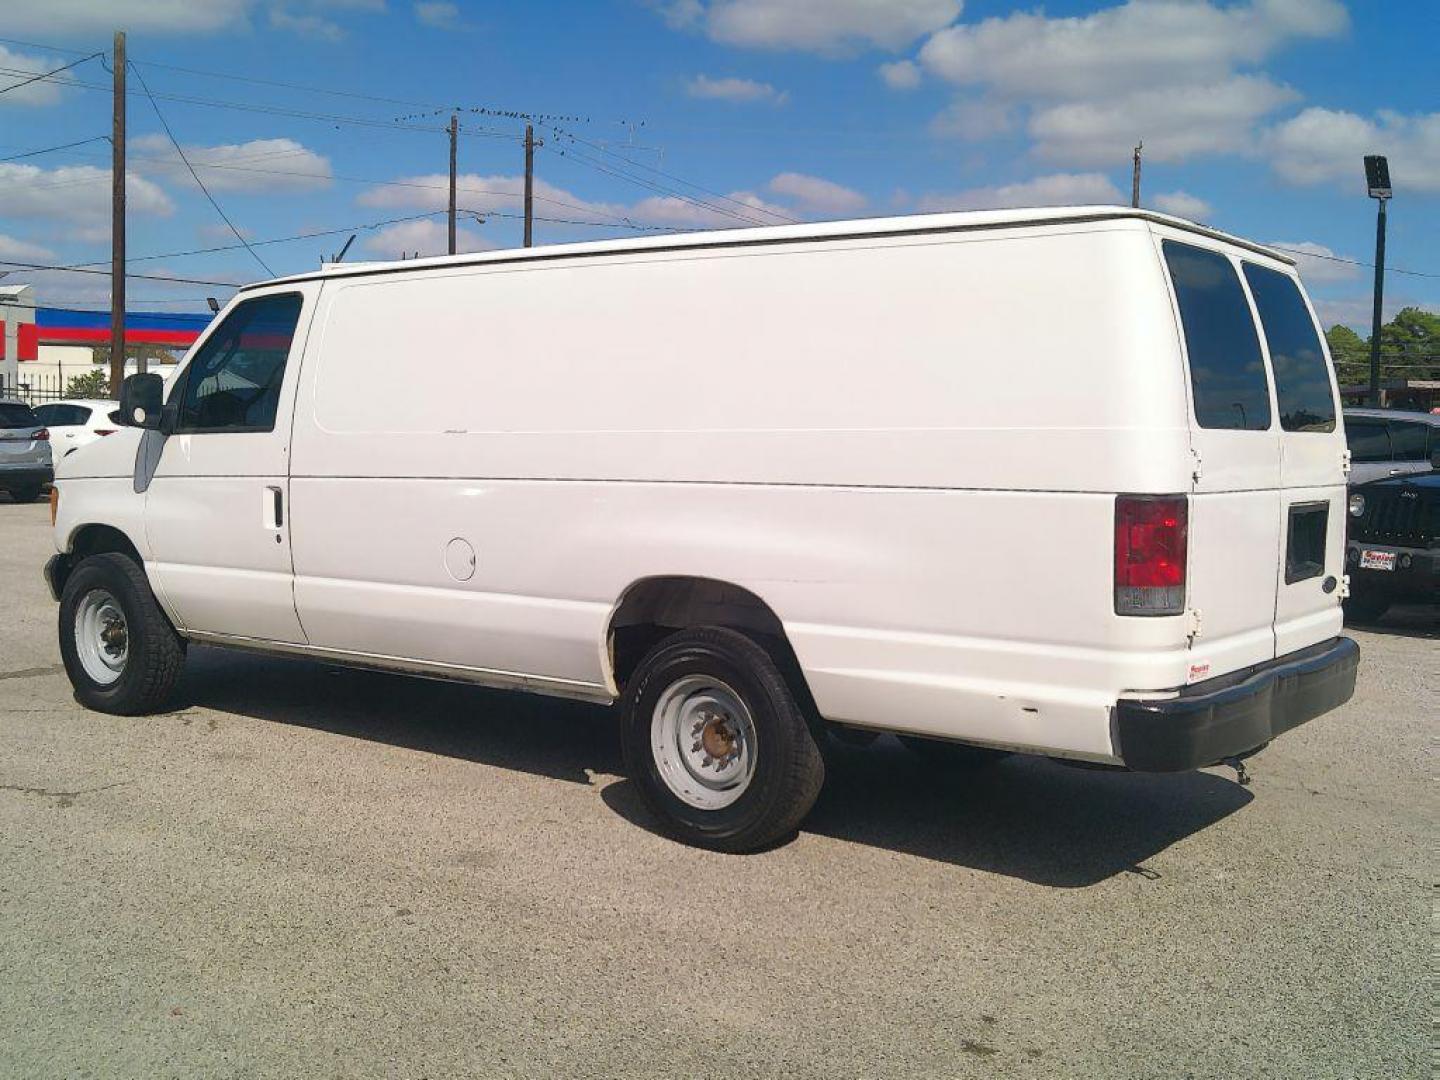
top-left (0, 0), bottom-right (1436, 329)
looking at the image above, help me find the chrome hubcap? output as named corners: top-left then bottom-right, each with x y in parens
top-left (74, 589), bottom-right (128, 686)
top-left (650, 675), bottom-right (757, 810)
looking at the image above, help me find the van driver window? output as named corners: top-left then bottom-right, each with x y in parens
top-left (176, 293), bottom-right (303, 433)
top-left (1163, 241), bottom-right (1271, 431)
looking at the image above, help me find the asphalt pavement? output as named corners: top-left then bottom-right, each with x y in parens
top-left (0, 497), bottom-right (1433, 1079)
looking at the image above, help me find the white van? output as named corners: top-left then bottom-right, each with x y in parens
top-left (47, 207), bottom-right (1359, 852)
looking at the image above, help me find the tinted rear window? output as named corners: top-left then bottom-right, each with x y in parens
top-left (1390, 421), bottom-right (1429, 462)
top-left (1346, 420), bottom-right (1391, 463)
top-left (0, 403), bottom-right (39, 428)
top-left (35, 404), bottom-right (91, 427)
top-left (1242, 264), bottom-right (1336, 433)
top-left (1163, 241), bottom-right (1271, 431)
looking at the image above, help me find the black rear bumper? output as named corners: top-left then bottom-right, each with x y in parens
top-left (1115, 637), bottom-right (1359, 772)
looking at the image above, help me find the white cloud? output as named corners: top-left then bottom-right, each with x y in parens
top-left (361, 218), bottom-right (491, 259)
top-left (356, 171), bottom-right (798, 231)
top-left (270, 7), bottom-right (346, 40)
top-left (913, 1), bottom-right (1346, 166)
top-left (0, 233), bottom-right (55, 261)
top-left (919, 1), bottom-right (1344, 100)
top-left (1264, 108), bottom-right (1440, 192)
top-left (414, 1), bottom-right (459, 28)
top-left (1030, 75), bottom-right (1298, 166)
top-left (1266, 241), bottom-right (1362, 285)
top-left (130, 135), bottom-right (333, 192)
top-left (878, 59), bottom-right (921, 90)
top-left (767, 173), bottom-right (866, 216)
top-left (0, 45), bottom-right (70, 107)
top-left (0, 163), bottom-right (174, 225)
top-left (1153, 191), bottom-right (1212, 220)
top-left (915, 172), bottom-right (1123, 213)
top-left (1313, 292), bottom-right (1428, 333)
top-left (0, 0), bottom-right (253, 35)
top-left (658, 0), bottom-right (962, 54)
top-left (686, 74), bottom-right (789, 105)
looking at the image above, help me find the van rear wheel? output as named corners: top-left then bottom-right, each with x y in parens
top-left (58, 552), bottom-right (186, 715)
top-left (619, 627), bottom-right (825, 853)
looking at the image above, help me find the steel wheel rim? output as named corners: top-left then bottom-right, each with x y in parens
top-left (74, 588), bottom-right (128, 686)
top-left (650, 675), bottom-right (757, 810)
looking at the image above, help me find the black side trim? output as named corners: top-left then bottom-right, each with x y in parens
top-left (1115, 637), bottom-right (1359, 772)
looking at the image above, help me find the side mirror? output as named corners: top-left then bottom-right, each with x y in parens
top-left (118, 373), bottom-right (165, 431)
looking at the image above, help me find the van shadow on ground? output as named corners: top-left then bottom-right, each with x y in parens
top-left (176, 647), bottom-right (1251, 889)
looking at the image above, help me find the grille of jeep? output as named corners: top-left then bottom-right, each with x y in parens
top-left (1352, 487), bottom-right (1437, 550)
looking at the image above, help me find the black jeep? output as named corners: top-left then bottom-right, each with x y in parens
top-left (1344, 471), bottom-right (1439, 622)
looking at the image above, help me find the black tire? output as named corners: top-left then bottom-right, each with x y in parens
top-left (8, 485), bottom-right (41, 503)
top-left (1343, 592), bottom-right (1390, 625)
top-left (620, 627), bottom-right (825, 853)
top-left (58, 552), bottom-right (186, 715)
top-left (898, 734), bottom-right (1010, 769)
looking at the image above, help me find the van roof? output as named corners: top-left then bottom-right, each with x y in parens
top-left (244, 205), bottom-right (1294, 292)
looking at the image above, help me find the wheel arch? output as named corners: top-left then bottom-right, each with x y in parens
top-left (603, 575), bottom-right (814, 708)
top-left (51, 523), bottom-right (147, 598)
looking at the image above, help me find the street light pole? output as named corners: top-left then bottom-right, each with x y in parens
top-left (1363, 155), bottom-right (1391, 408)
top-left (1367, 197), bottom-right (1387, 407)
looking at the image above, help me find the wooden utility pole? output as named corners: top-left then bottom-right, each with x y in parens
top-left (447, 112), bottom-right (458, 255)
top-left (1131, 141), bottom-right (1143, 209)
top-left (523, 123), bottom-right (535, 247)
top-left (110, 30), bottom-right (127, 393)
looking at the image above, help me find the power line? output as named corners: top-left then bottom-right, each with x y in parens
top-left (551, 141), bottom-right (778, 228)
top-left (1269, 243), bottom-right (1439, 280)
top-left (126, 59), bottom-right (273, 277)
top-left (550, 125), bottom-right (798, 226)
top-left (0, 49), bottom-right (102, 96)
top-left (0, 135), bottom-right (110, 163)
top-left (0, 259), bottom-right (238, 287)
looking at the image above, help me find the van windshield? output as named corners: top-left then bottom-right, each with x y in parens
top-left (0, 403), bottom-right (39, 428)
top-left (1163, 241), bottom-right (1271, 431)
top-left (1243, 264), bottom-right (1336, 433)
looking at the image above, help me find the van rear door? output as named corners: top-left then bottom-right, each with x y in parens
top-left (1240, 262), bottom-right (1347, 655)
top-left (1159, 238), bottom-right (1280, 677)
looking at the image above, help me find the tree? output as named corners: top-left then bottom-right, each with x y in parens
top-left (65, 369), bottom-right (111, 398)
top-left (1325, 324), bottom-right (1368, 386)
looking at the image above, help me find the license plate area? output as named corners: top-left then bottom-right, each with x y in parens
top-left (1285, 501), bottom-right (1328, 584)
top-left (1360, 549), bottom-right (1396, 572)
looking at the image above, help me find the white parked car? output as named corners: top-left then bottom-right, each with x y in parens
top-left (33, 399), bottom-right (123, 458)
top-left (47, 207), bottom-right (1360, 851)
top-left (1342, 408), bottom-right (1440, 484)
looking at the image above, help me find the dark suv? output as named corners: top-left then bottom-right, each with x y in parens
top-left (1344, 471), bottom-right (1439, 622)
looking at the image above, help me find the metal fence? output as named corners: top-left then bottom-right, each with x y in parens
top-left (0, 371), bottom-right (78, 406)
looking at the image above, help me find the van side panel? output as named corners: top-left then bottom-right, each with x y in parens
top-left (288, 223), bottom-right (1194, 760)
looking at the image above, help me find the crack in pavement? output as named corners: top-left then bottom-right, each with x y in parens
top-left (0, 780), bottom-right (131, 808)
top-left (0, 664), bottom-right (64, 682)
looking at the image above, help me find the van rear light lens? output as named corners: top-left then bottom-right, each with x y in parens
top-left (34, 428), bottom-right (49, 441)
top-left (1115, 495), bottom-right (1188, 616)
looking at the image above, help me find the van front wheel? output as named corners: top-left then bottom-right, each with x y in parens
top-left (620, 627), bottom-right (825, 853)
top-left (58, 552), bottom-right (186, 715)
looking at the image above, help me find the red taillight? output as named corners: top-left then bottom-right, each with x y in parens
top-left (1115, 495), bottom-right (1188, 616)
top-left (34, 428), bottom-right (49, 441)
top-left (93, 429), bottom-right (117, 437)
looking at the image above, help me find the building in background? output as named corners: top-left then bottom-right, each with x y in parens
top-left (0, 285), bottom-right (212, 399)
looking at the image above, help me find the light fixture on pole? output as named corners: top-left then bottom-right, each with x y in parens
top-left (1364, 155), bottom-right (1390, 407)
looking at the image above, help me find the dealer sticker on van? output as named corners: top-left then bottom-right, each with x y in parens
top-left (1360, 550), bottom-right (1397, 571)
